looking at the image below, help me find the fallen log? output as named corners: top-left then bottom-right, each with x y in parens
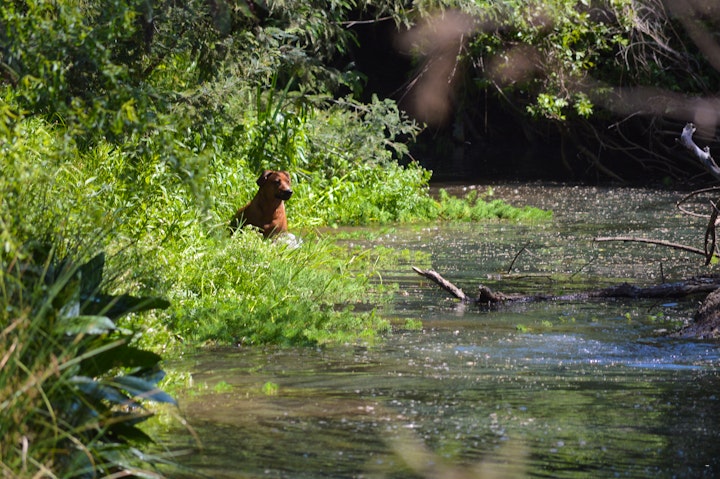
top-left (412, 266), bottom-right (720, 304)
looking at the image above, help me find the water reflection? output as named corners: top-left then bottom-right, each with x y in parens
top-left (160, 184), bottom-right (720, 478)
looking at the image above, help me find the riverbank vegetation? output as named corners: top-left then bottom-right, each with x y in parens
top-left (0, 0), bottom-right (553, 352)
top-left (7, 0), bottom-right (704, 475)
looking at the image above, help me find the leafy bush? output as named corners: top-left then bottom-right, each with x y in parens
top-left (457, 0), bottom-right (635, 120)
top-left (0, 245), bottom-right (175, 478)
top-left (0, 0), bottom-right (554, 356)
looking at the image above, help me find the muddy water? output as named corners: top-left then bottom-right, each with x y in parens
top-left (162, 184), bottom-right (720, 478)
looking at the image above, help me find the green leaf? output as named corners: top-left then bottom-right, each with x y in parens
top-left (112, 375), bottom-right (177, 405)
top-left (72, 376), bottom-right (139, 407)
top-left (79, 252), bottom-right (105, 296)
top-left (57, 315), bottom-right (116, 335)
top-left (81, 343), bottom-right (162, 377)
top-left (106, 416), bottom-right (155, 444)
top-left (81, 293), bottom-right (171, 319)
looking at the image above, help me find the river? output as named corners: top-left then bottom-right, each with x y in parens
top-left (159, 184), bottom-right (720, 478)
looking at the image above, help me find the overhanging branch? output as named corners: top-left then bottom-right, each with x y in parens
top-left (679, 122), bottom-right (720, 180)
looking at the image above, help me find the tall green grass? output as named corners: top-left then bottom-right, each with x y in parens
top-left (0, 245), bottom-right (176, 478)
top-left (163, 230), bottom-right (392, 346)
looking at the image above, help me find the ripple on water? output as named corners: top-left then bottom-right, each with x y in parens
top-left (455, 333), bottom-right (720, 372)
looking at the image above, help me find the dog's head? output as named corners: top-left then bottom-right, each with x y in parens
top-left (257, 170), bottom-right (293, 201)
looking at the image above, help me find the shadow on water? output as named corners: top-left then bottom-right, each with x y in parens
top-left (159, 184), bottom-right (720, 478)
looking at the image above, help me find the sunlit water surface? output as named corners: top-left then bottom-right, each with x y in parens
top-left (159, 184), bottom-right (720, 478)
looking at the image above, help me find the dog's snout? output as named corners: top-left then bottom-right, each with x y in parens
top-left (277, 189), bottom-right (293, 200)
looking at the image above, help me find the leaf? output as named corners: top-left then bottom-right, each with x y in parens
top-left (112, 375), bottom-right (177, 405)
top-left (57, 315), bottom-right (116, 335)
top-left (80, 251), bottom-right (105, 296)
top-left (72, 376), bottom-right (139, 408)
top-left (106, 416), bottom-right (155, 444)
top-left (81, 293), bottom-right (171, 319)
top-left (81, 343), bottom-right (162, 377)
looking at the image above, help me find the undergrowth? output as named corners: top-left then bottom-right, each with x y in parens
top-left (0, 244), bottom-right (176, 477)
top-left (162, 231), bottom-right (392, 346)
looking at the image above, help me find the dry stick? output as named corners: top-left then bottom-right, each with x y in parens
top-left (677, 122), bottom-right (720, 264)
top-left (412, 267), bottom-right (469, 302)
top-left (676, 186), bottom-right (720, 218)
top-left (705, 201), bottom-right (720, 265)
top-left (507, 244), bottom-right (530, 274)
top-left (593, 236), bottom-right (709, 257)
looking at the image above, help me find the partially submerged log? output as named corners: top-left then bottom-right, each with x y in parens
top-left (412, 266), bottom-right (720, 305)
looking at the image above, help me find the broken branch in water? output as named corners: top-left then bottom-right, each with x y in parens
top-left (411, 266), bottom-right (720, 304)
top-left (411, 266), bottom-right (469, 302)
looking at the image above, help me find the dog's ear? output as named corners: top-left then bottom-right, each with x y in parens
top-left (257, 170), bottom-right (273, 186)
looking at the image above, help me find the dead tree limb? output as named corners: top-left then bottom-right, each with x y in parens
top-left (679, 122), bottom-right (720, 180)
top-left (412, 266), bottom-right (720, 305)
top-left (677, 122), bottom-right (720, 263)
top-left (412, 266), bottom-right (469, 301)
top-left (593, 236), bottom-right (709, 257)
top-left (705, 202), bottom-right (720, 265)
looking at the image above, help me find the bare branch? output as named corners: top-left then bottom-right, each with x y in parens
top-left (678, 122), bottom-right (720, 180)
top-left (412, 266), bottom-right (720, 304)
top-left (412, 266), bottom-right (469, 302)
top-left (594, 235), bottom-right (709, 257)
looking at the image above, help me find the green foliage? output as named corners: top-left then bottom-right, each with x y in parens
top-left (0, 244), bottom-right (174, 477)
top-left (435, 189), bottom-right (552, 222)
top-left (464, 0), bottom-right (635, 120)
top-left (262, 381), bottom-right (280, 396)
top-left (163, 231), bottom-right (391, 346)
top-left (403, 318), bottom-right (424, 330)
top-left (0, 1), bottom-right (565, 476)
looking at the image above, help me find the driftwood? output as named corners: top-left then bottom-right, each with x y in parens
top-left (674, 122), bottom-right (720, 337)
top-left (412, 124), bottom-right (720, 339)
top-left (412, 266), bottom-right (720, 305)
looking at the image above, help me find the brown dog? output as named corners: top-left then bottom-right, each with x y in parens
top-left (229, 170), bottom-right (293, 238)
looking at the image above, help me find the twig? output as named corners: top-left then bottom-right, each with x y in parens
top-left (676, 186), bottom-right (720, 218)
top-left (594, 235), bottom-right (710, 257)
top-left (507, 245), bottom-right (529, 274)
top-left (704, 200), bottom-right (720, 265)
